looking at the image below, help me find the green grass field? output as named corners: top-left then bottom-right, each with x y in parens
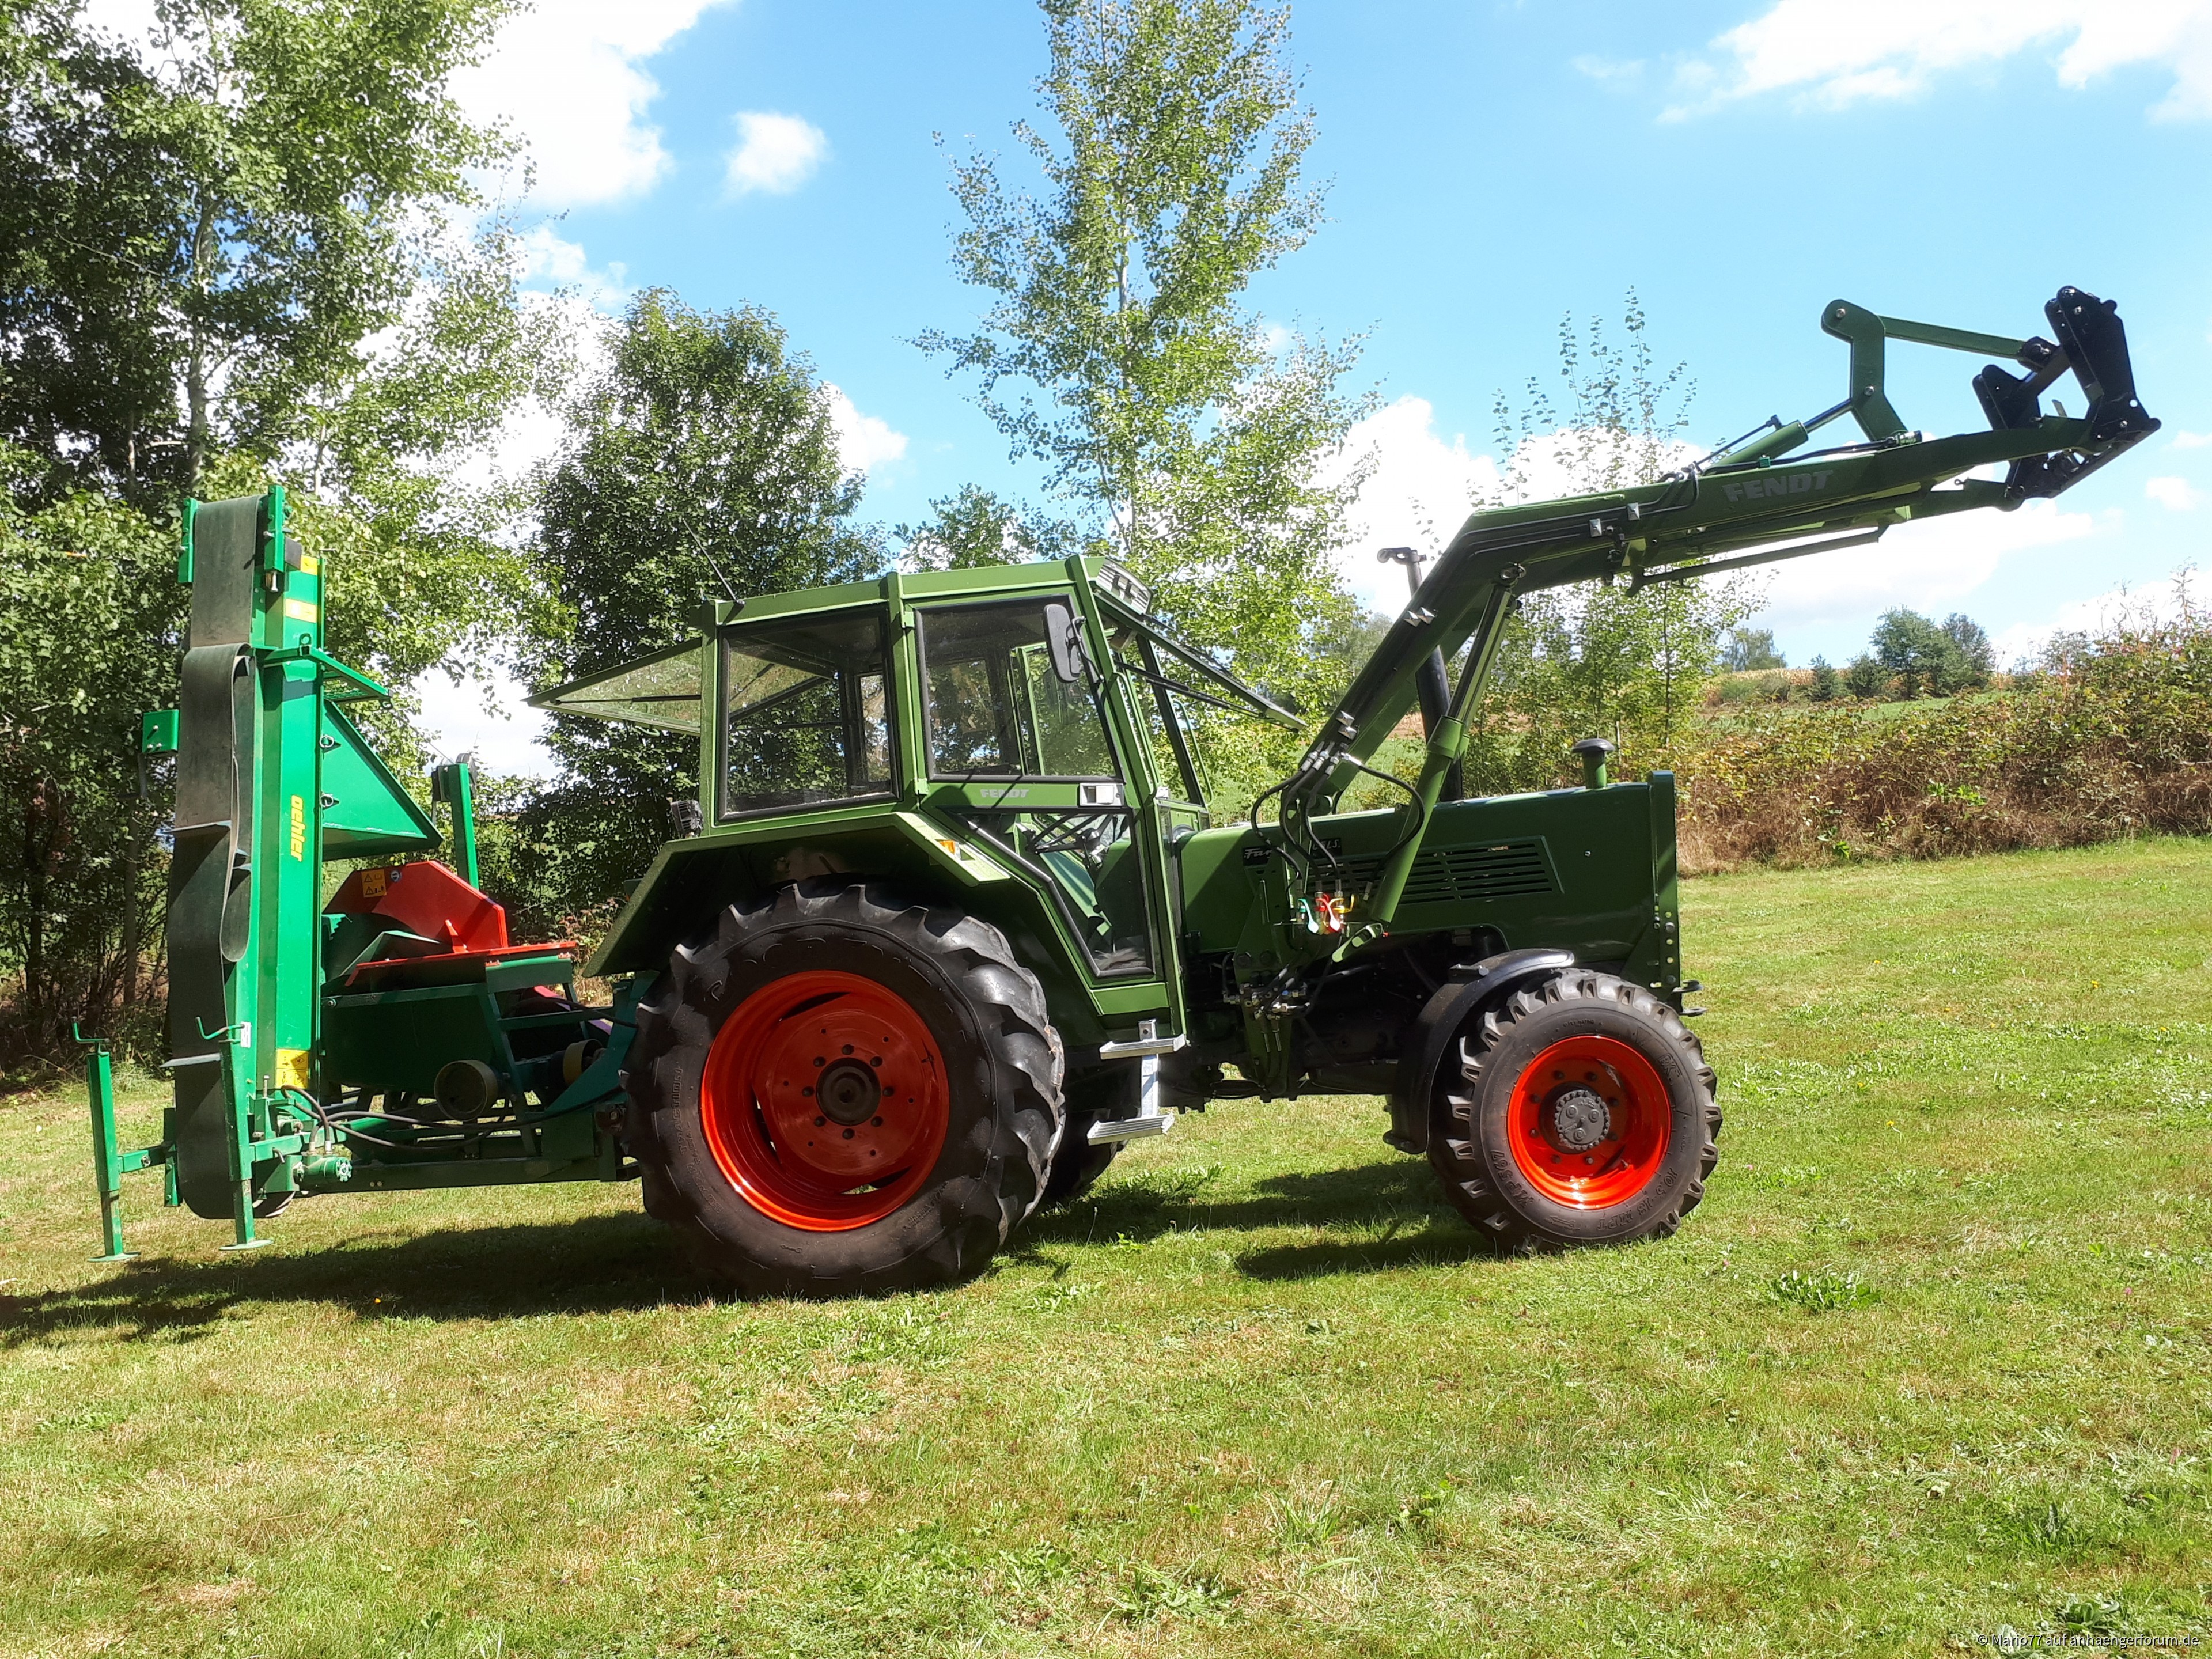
top-left (4, 840), bottom-right (2210, 1657)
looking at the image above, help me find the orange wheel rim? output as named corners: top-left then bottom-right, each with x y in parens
top-left (1504, 1035), bottom-right (1671, 1208)
top-left (699, 970), bottom-right (949, 1231)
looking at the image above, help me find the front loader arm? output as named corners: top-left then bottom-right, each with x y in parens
top-left (1274, 286), bottom-right (2157, 936)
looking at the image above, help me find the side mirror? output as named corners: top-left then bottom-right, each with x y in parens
top-left (1042, 601), bottom-right (1092, 685)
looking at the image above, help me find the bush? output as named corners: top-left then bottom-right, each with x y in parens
top-left (1677, 597), bottom-right (2212, 871)
top-left (1843, 654), bottom-right (1889, 699)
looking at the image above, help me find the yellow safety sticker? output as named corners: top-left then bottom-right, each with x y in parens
top-left (298, 554), bottom-right (320, 575)
top-left (283, 597), bottom-right (318, 623)
top-left (361, 866), bottom-right (388, 899)
top-left (275, 1048), bottom-right (312, 1090)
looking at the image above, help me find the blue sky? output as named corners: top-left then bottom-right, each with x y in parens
top-left (202, 0), bottom-right (2212, 764)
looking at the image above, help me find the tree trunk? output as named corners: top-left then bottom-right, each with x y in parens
top-left (118, 813), bottom-right (146, 1010)
top-left (21, 780), bottom-right (50, 1048)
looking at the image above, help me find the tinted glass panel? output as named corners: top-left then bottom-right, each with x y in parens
top-left (919, 603), bottom-right (1116, 779)
top-left (539, 643), bottom-right (700, 734)
top-left (721, 612), bottom-right (892, 817)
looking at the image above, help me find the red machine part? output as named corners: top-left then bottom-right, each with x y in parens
top-left (698, 969), bottom-right (951, 1231)
top-left (326, 860), bottom-right (510, 954)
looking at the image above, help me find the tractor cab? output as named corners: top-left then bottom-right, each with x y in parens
top-left (533, 557), bottom-right (1296, 1025)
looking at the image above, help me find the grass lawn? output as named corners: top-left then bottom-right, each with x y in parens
top-left (3, 839), bottom-right (2209, 1657)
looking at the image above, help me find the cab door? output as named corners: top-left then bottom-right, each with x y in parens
top-left (911, 596), bottom-right (1162, 986)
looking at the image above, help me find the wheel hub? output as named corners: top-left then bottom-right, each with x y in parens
top-left (816, 1057), bottom-right (882, 1124)
top-left (1503, 1035), bottom-right (1673, 1210)
top-left (696, 971), bottom-right (950, 1232)
top-left (1549, 1086), bottom-right (1611, 1152)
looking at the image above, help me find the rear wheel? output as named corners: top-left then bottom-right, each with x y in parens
top-left (1429, 969), bottom-right (1718, 1252)
top-left (625, 880), bottom-right (1065, 1297)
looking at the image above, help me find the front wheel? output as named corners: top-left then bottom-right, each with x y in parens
top-left (624, 880), bottom-right (1065, 1297)
top-left (1429, 970), bottom-right (1719, 1252)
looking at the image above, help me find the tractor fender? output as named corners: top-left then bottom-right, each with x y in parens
top-left (1384, 949), bottom-right (1578, 1154)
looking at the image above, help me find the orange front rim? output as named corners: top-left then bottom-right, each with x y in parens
top-left (699, 970), bottom-right (949, 1231)
top-left (1504, 1035), bottom-right (1671, 1208)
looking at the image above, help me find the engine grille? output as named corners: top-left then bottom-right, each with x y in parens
top-left (1323, 837), bottom-right (1556, 906)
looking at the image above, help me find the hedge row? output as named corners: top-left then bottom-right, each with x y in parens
top-left (1675, 613), bottom-right (2212, 872)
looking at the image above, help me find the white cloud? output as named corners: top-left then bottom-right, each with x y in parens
top-left (1669, 1), bottom-right (2212, 120)
top-left (1332, 403), bottom-right (1717, 614)
top-left (1991, 570), bottom-right (2205, 666)
top-left (517, 226), bottom-right (632, 313)
top-left (2171, 430), bottom-right (2212, 449)
top-left (1331, 398), bottom-right (1502, 613)
top-left (453, 0), bottom-right (737, 208)
top-left (411, 671), bottom-right (556, 779)
top-left (84, 0), bottom-right (732, 209)
top-left (1758, 495), bottom-right (2101, 631)
top-left (2146, 475), bottom-right (2201, 510)
top-left (1574, 55), bottom-right (1646, 84)
top-left (826, 387), bottom-right (907, 477)
top-left (448, 271), bottom-right (618, 498)
top-left (723, 111), bottom-right (829, 198)
top-left (77, 0), bottom-right (160, 51)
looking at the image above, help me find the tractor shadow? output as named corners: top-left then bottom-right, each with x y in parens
top-left (0, 1211), bottom-right (699, 1343)
top-left (3, 1158), bottom-right (1499, 1342)
top-left (1017, 1154), bottom-right (1502, 1281)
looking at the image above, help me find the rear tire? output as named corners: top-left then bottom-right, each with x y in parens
top-left (1429, 969), bottom-right (1719, 1253)
top-left (624, 880), bottom-right (1064, 1297)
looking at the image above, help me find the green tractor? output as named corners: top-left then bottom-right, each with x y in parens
top-left (84, 287), bottom-right (2156, 1296)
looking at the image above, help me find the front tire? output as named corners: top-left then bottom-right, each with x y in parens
top-left (1429, 970), bottom-right (1719, 1252)
top-left (624, 880), bottom-right (1065, 1297)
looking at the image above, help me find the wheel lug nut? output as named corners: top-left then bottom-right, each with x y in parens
top-left (872, 1115), bottom-right (882, 1126)
top-left (815, 1116), bottom-right (825, 1127)
top-left (842, 1128), bottom-right (855, 1139)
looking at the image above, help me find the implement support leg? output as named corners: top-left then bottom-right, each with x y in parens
top-left (84, 1044), bottom-right (135, 1264)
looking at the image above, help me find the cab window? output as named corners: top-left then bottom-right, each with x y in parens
top-left (918, 603), bottom-right (1116, 779)
top-left (720, 611), bottom-right (893, 818)
top-left (918, 601), bottom-right (1150, 976)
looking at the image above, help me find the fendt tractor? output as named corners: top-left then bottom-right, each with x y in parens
top-left (77, 287), bottom-right (2155, 1296)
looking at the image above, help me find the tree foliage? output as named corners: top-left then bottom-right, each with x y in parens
top-left (1722, 627), bottom-right (1785, 672)
top-left (1853, 607), bottom-right (1996, 700)
top-left (505, 292), bottom-right (884, 933)
top-left (0, 0), bottom-right (513, 501)
top-left (0, 448), bottom-right (179, 1060)
top-left (898, 484), bottom-right (1080, 572)
top-left (1460, 300), bottom-right (1758, 796)
top-left (0, 0), bottom-right (550, 1063)
top-left (922, 0), bottom-right (1369, 729)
